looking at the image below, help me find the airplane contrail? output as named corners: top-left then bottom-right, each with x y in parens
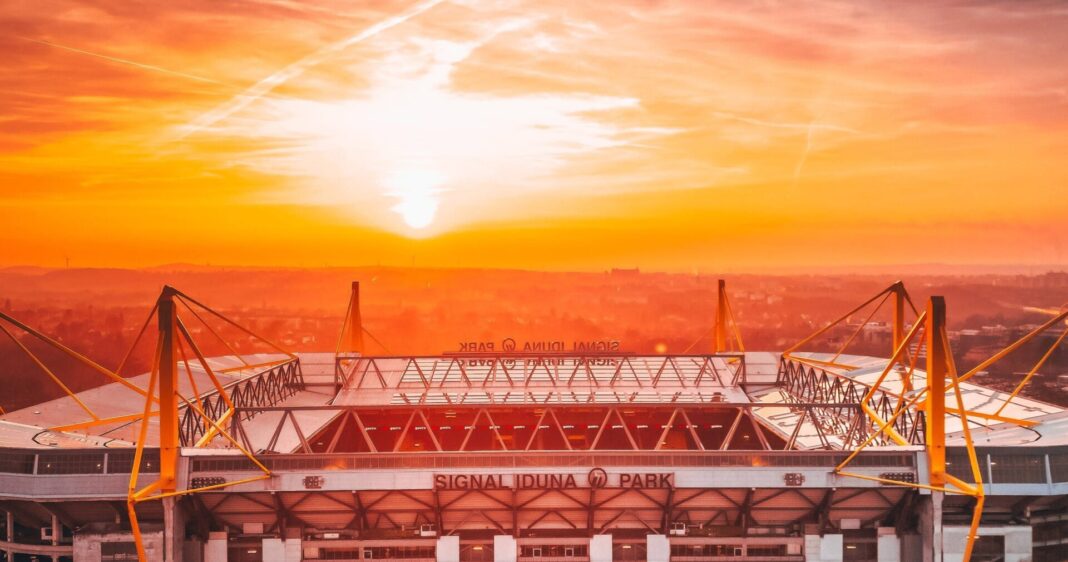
top-left (176, 0), bottom-right (447, 139)
top-left (713, 111), bottom-right (862, 135)
top-left (17, 36), bottom-right (230, 87)
top-left (793, 121), bottom-right (817, 184)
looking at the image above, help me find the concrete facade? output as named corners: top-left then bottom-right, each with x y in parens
top-left (877, 527), bottom-right (901, 562)
top-left (72, 530), bottom-right (164, 562)
top-left (943, 525), bottom-right (1032, 562)
top-left (436, 535), bottom-right (460, 562)
top-left (57, 528), bottom-right (1040, 562)
top-left (261, 537), bottom-right (284, 561)
top-left (804, 533), bottom-right (843, 562)
top-left (204, 531), bottom-right (227, 562)
top-left (589, 535), bottom-right (612, 562)
top-left (493, 535), bottom-right (517, 562)
top-left (647, 534), bottom-right (670, 562)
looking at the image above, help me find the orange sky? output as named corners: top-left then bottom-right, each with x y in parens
top-left (2, 1), bottom-right (1066, 271)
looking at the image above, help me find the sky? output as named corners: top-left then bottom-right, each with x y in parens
top-left (1, 0), bottom-right (1066, 272)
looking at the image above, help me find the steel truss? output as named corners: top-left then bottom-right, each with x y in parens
top-left (178, 358), bottom-right (304, 446)
top-left (189, 486), bottom-right (913, 538)
top-left (776, 357), bottom-right (925, 448)
top-left (222, 403), bottom-right (881, 454)
top-left (334, 353), bottom-right (747, 392)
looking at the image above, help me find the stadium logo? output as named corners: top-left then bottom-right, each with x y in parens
top-left (588, 468), bottom-right (608, 488)
top-left (455, 339), bottom-right (621, 353)
top-left (433, 470), bottom-right (672, 490)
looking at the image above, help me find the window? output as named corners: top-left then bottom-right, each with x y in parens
top-left (0, 452), bottom-right (35, 474)
top-left (37, 453), bottom-right (104, 475)
top-left (520, 545), bottom-right (587, 559)
top-left (843, 541), bottom-right (877, 562)
top-left (1051, 453), bottom-right (1068, 482)
top-left (319, 549), bottom-right (359, 560)
top-left (989, 454), bottom-right (1046, 484)
top-left (972, 535), bottom-right (1005, 562)
top-left (359, 546), bottom-right (435, 560)
top-left (748, 545), bottom-right (787, 556)
top-left (106, 450), bottom-right (160, 474)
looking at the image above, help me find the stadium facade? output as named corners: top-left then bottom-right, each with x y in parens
top-left (0, 282), bottom-right (1066, 562)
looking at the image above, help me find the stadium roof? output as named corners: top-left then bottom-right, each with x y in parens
top-left (2, 350), bottom-right (1064, 451)
top-left (755, 352), bottom-right (1067, 450)
top-left (0, 353), bottom-right (298, 448)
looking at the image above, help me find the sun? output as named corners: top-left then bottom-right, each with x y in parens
top-left (393, 191), bottom-right (438, 229)
top-left (384, 168), bottom-right (445, 231)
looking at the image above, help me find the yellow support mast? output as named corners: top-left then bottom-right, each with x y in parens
top-left (126, 286), bottom-right (279, 561)
top-left (836, 295), bottom-right (986, 562)
top-left (714, 279), bottom-right (728, 353)
top-left (349, 281), bottom-right (365, 354)
top-left (926, 296), bottom-right (948, 489)
top-left (891, 281), bottom-right (908, 355)
top-left (712, 279), bottom-right (744, 354)
top-left (157, 287), bottom-right (180, 494)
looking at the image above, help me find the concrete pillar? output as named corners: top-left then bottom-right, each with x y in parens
top-left (51, 514), bottom-right (60, 546)
top-left (919, 492), bottom-right (944, 562)
top-left (820, 534), bottom-right (843, 562)
top-left (263, 537), bottom-right (285, 561)
top-left (436, 535), bottom-right (460, 562)
top-left (1003, 526), bottom-right (1032, 562)
top-left (877, 527), bottom-right (901, 562)
top-left (647, 535), bottom-right (669, 562)
top-left (4, 510), bottom-right (13, 562)
top-left (164, 497), bottom-right (181, 562)
top-left (205, 531), bottom-right (228, 562)
top-left (493, 535), bottom-right (517, 562)
top-left (590, 535), bottom-right (613, 562)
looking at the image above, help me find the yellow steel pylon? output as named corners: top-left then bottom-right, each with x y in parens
top-left (783, 281), bottom-right (920, 372)
top-left (123, 286), bottom-right (292, 561)
top-left (835, 297), bottom-right (987, 561)
top-left (713, 279), bottom-right (745, 354)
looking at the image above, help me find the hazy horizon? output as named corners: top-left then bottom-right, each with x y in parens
top-left (3, 261), bottom-right (1068, 277)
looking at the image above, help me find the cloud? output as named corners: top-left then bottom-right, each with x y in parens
top-left (199, 15), bottom-right (687, 234)
top-left (175, 0), bottom-right (448, 139)
top-left (1, 0), bottom-right (1067, 269)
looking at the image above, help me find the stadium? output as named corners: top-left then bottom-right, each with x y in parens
top-left (0, 281), bottom-right (1066, 562)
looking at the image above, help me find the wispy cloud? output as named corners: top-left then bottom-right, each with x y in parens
top-left (176, 0), bottom-right (448, 139)
top-left (1, 0), bottom-right (1067, 268)
top-left (205, 16), bottom-right (686, 234)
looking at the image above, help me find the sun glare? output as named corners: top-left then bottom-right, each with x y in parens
top-left (207, 22), bottom-right (664, 238)
top-left (385, 168), bottom-right (444, 230)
